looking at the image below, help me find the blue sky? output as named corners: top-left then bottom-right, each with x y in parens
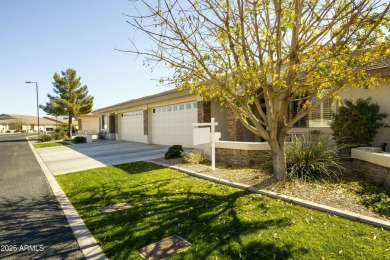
top-left (0, 1), bottom-right (172, 116)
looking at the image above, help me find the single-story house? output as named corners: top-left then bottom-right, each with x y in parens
top-left (0, 114), bottom-right (74, 133)
top-left (81, 64), bottom-right (389, 164)
top-left (87, 90), bottom-right (203, 147)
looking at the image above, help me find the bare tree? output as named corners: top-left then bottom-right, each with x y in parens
top-left (12, 116), bottom-right (27, 132)
top-left (123, 0), bottom-right (390, 180)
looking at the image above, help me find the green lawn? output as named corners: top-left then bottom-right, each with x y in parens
top-left (33, 141), bottom-right (71, 149)
top-left (56, 162), bottom-right (390, 259)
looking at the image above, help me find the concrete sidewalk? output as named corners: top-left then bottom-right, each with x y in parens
top-left (36, 140), bottom-right (169, 175)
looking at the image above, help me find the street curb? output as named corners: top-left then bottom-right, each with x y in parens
top-left (28, 140), bottom-right (108, 260)
top-left (150, 161), bottom-right (390, 230)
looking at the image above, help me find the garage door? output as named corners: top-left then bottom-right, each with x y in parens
top-left (152, 102), bottom-right (197, 147)
top-left (120, 110), bottom-right (147, 142)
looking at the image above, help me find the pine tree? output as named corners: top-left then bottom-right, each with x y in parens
top-left (40, 68), bottom-right (94, 137)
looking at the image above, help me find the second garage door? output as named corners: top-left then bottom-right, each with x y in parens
top-left (151, 102), bottom-right (197, 147)
top-left (120, 110), bottom-right (147, 142)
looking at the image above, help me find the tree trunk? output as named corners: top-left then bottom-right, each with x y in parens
top-left (68, 117), bottom-right (72, 138)
top-left (269, 138), bottom-right (287, 181)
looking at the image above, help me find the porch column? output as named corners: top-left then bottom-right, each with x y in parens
top-left (197, 101), bottom-right (211, 123)
top-left (227, 109), bottom-right (244, 141)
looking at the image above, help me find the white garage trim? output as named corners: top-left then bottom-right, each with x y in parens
top-left (120, 110), bottom-right (147, 142)
top-left (151, 101), bottom-right (197, 147)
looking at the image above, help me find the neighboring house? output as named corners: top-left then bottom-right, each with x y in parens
top-left (0, 114), bottom-right (71, 133)
top-left (91, 64), bottom-right (390, 163)
top-left (92, 90), bottom-right (200, 147)
top-left (43, 116), bottom-right (79, 131)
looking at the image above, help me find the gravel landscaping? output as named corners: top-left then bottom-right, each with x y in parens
top-left (152, 158), bottom-right (390, 221)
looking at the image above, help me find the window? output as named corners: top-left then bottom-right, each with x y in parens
top-left (122, 110), bottom-right (143, 117)
top-left (154, 102), bottom-right (196, 113)
top-left (289, 97), bottom-right (332, 128)
top-left (309, 98), bottom-right (332, 127)
top-left (101, 115), bottom-right (107, 129)
top-left (289, 101), bottom-right (308, 127)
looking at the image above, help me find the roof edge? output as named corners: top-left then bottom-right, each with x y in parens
top-left (92, 88), bottom-right (193, 113)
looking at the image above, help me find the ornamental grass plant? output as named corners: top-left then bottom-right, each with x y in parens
top-left (182, 150), bottom-right (209, 164)
top-left (285, 135), bottom-right (346, 181)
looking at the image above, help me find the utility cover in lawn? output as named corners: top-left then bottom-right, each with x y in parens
top-left (97, 202), bottom-right (132, 214)
top-left (139, 235), bottom-right (192, 260)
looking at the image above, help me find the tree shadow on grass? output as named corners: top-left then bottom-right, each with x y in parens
top-left (114, 161), bottom-right (167, 174)
top-left (63, 162), bottom-right (309, 259)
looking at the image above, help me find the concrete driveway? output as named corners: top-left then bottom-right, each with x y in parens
top-left (37, 140), bottom-right (168, 175)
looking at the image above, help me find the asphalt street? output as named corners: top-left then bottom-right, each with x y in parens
top-left (0, 134), bottom-right (84, 259)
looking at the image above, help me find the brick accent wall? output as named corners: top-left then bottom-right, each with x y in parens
top-left (216, 148), bottom-right (270, 166)
top-left (109, 114), bottom-right (116, 133)
top-left (143, 109), bottom-right (148, 135)
top-left (352, 159), bottom-right (390, 189)
top-left (197, 101), bottom-right (211, 123)
top-left (115, 114), bottom-right (119, 134)
top-left (227, 109), bottom-right (244, 141)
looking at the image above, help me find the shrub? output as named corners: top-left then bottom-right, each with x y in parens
top-left (39, 134), bottom-right (52, 142)
top-left (285, 136), bottom-right (345, 180)
top-left (183, 150), bottom-right (209, 164)
top-left (98, 130), bottom-right (107, 140)
top-left (164, 145), bottom-right (183, 159)
top-left (63, 136), bottom-right (72, 141)
top-left (6, 130), bottom-right (10, 133)
top-left (73, 136), bottom-right (86, 144)
top-left (361, 193), bottom-right (390, 217)
top-left (331, 98), bottom-right (388, 148)
top-left (51, 131), bottom-right (66, 140)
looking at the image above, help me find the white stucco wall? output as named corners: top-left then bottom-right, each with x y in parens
top-left (339, 81), bottom-right (390, 149)
top-left (80, 116), bottom-right (99, 134)
top-left (0, 124), bottom-right (8, 133)
top-left (33, 125), bottom-right (47, 132)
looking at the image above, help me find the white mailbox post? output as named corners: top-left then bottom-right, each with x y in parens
top-left (193, 118), bottom-right (218, 170)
